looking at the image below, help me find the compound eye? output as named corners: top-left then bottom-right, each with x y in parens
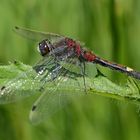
top-left (38, 39), bottom-right (50, 56)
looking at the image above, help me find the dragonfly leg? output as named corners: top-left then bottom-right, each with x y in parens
top-left (79, 61), bottom-right (87, 93)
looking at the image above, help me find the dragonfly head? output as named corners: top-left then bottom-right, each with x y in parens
top-left (38, 39), bottom-right (51, 56)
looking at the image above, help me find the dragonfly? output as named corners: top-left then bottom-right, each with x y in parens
top-left (14, 26), bottom-right (140, 80)
top-left (1, 26), bottom-right (140, 124)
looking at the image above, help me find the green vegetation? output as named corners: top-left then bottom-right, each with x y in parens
top-left (0, 0), bottom-right (140, 140)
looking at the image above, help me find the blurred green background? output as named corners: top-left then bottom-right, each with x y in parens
top-left (0, 0), bottom-right (140, 140)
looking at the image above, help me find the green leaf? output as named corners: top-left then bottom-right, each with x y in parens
top-left (0, 61), bottom-right (42, 104)
top-left (0, 61), bottom-right (140, 105)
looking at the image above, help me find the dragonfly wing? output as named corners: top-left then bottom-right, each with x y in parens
top-left (30, 57), bottom-right (88, 124)
top-left (29, 75), bottom-right (85, 124)
top-left (30, 90), bottom-right (69, 124)
top-left (14, 26), bottom-right (65, 43)
top-left (33, 55), bottom-right (57, 73)
top-left (59, 58), bottom-right (83, 75)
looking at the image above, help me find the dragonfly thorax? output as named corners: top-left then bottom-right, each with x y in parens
top-left (65, 38), bottom-right (96, 62)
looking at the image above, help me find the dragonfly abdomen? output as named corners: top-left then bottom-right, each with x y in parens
top-left (94, 56), bottom-right (140, 80)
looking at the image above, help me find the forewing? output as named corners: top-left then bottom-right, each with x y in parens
top-left (14, 26), bottom-right (65, 43)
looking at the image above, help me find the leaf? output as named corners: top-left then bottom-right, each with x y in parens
top-left (0, 61), bottom-right (140, 106)
top-left (0, 61), bottom-right (42, 104)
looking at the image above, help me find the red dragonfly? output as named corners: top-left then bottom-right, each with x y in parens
top-left (1, 26), bottom-right (140, 124)
top-left (15, 26), bottom-right (140, 80)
